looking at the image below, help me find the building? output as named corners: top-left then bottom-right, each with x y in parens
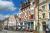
top-left (3, 0), bottom-right (49, 32)
top-left (34, 0), bottom-right (49, 33)
top-left (19, 0), bottom-right (35, 31)
top-left (4, 15), bottom-right (19, 30)
top-left (19, 0), bottom-right (49, 32)
top-left (46, 0), bottom-right (50, 29)
top-left (8, 15), bottom-right (16, 26)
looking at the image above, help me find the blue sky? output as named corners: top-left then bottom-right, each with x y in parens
top-left (0, 0), bottom-right (27, 15)
top-left (0, 0), bottom-right (26, 20)
top-left (0, 0), bottom-right (28, 20)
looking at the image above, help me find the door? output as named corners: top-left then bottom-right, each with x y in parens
top-left (42, 22), bottom-right (46, 31)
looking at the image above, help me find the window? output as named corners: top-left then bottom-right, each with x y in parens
top-left (49, 4), bottom-right (50, 10)
top-left (49, 13), bottom-right (50, 19)
top-left (42, 5), bottom-right (45, 11)
top-left (42, 22), bottom-right (46, 31)
top-left (27, 22), bottom-right (33, 30)
top-left (43, 13), bottom-right (45, 18)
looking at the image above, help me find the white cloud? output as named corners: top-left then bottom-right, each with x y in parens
top-left (0, 1), bottom-right (16, 11)
top-left (0, 15), bottom-right (9, 20)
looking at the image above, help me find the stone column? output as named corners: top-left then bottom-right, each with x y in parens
top-left (39, 21), bottom-right (43, 33)
top-left (33, 21), bottom-right (36, 30)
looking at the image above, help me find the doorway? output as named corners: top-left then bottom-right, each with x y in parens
top-left (42, 22), bottom-right (46, 31)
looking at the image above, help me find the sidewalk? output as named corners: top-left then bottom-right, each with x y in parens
top-left (0, 30), bottom-right (46, 33)
top-left (33, 31), bottom-right (38, 33)
top-left (33, 31), bottom-right (46, 33)
top-left (43, 31), bottom-right (46, 33)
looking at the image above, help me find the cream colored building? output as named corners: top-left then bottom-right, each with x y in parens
top-left (8, 15), bottom-right (16, 26)
top-left (34, 0), bottom-right (49, 33)
top-left (19, 0), bottom-right (49, 32)
top-left (4, 15), bottom-right (19, 26)
top-left (3, 0), bottom-right (48, 32)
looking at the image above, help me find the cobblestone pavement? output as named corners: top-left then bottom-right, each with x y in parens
top-left (0, 31), bottom-right (33, 33)
top-left (0, 30), bottom-right (42, 33)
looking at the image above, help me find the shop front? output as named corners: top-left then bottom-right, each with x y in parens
top-left (16, 21), bottom-right (34, 32)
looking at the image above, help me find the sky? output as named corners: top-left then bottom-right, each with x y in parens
top-left (0, 0), bottom-right (27, 15)
top-left (0, 0), bottom-right (27, 20)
